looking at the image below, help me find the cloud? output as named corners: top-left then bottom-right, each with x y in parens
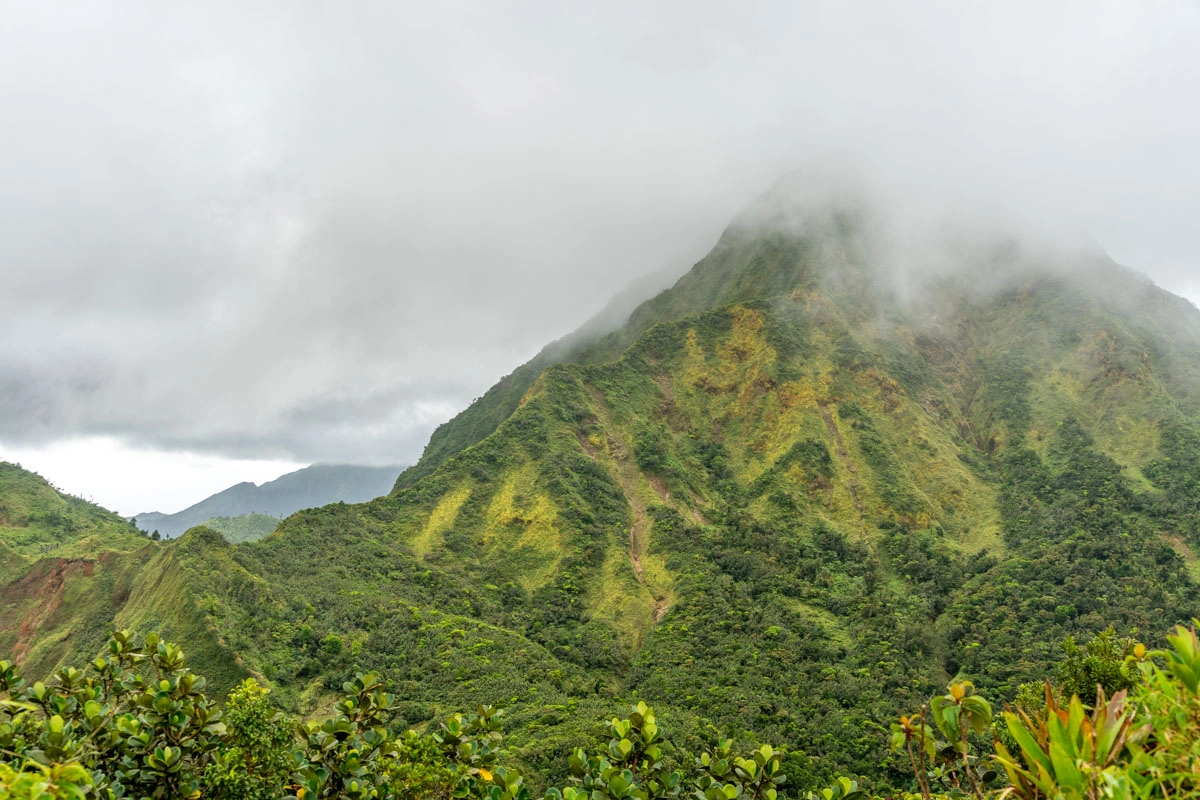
top-left (1, 1), bottom-right (1198, 467)
top-left (0, 436), bottom-right (305, 517)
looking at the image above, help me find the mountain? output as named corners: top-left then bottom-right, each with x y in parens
top-left (134, 463), bottom-right (405, 538)
top-left (0, 462), bottom-right (248, 692)
top-left (404, 257), bottom-right (694, 487)
top-left (6, 176), bottom-right (1200, 790)
top-left (0, 461), bottom-right (146, 575)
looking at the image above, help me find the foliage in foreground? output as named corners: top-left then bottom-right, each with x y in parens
top-left (893, 624), bottom-right (1200, 800)
top-left (11, 624), bottom-right (1200, 799)
top-left (0, 632), bottom-right (797, 800)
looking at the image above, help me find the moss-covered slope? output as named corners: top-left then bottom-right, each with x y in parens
top-left (0, 464), bottom-right (248, 697)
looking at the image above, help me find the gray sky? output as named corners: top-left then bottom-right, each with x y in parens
top-left (2, 1), bottom-right (1199, 513)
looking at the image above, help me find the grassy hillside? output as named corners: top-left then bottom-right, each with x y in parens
top-left (0, 462), bottom-right (146, 563)
top-left (0, 464), bottom-right (249, 698)
top-left (200, 513), bottom-right (281, 543)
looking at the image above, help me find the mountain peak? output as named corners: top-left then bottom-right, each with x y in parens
top-left (412, 172), bottom-right (1155, 482)
top-left (132, 463), bottom-right (405, 538)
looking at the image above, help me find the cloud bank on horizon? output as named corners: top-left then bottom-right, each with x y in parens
top-left (2, 1), bottom-right (1198, 470)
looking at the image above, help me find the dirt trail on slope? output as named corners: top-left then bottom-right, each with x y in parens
top-left (652, 597), bottom-right (670, 623)
top-left (585, 386), bottom-right (649, 582)
top-left (619, 470), bottom-right (647, 584)
top-left (584, 385), bottom-right (670, 618)
top-left (818, 403), bottom-right (865, 517)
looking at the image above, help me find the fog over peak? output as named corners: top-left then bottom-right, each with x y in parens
top-left (2, 2), bottom-right (1198, 508)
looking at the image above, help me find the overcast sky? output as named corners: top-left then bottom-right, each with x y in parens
top-left (2, 1), bottom-right (1199, 514)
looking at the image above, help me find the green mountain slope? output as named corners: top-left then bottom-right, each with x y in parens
top-left (177, 196), bottom-right (1200, 784)
top-left (199, 513), bottom-right (281, 543)
top-left (0, 463), bottom-right (249, 696)
top-left (8, 183), bottom-right (1200, 790)
top-left (405, 208), bottom-right (841, 487)
top-left (0, 462), bottom-right (146, 565)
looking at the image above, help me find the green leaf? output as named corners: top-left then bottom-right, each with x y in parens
top-left (1005, 713), bottom-right (1053, 775)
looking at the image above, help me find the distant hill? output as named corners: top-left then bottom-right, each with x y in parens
top-left (134, 463), bottom-right (405, 538)
top-left (197, 513), bottom-right (280, 544)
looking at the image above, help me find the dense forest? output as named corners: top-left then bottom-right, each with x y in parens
top-left (4, 624), bottom-right (1200, 798)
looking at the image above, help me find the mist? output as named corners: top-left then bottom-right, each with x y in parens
top-left (2, 1), bottom-right (1198, 478)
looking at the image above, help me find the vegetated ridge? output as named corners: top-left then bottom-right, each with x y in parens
top-left (5, 177), bottom-right (1200, 791)
top-left (0, 462), bottom-right (248, 693)
top-left (134, 462), bottom-right (406, 539)
top-left (197, 513), bottom-right (283, 544)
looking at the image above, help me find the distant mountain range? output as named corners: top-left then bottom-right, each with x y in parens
top-left (133, 463), bottom-right (405, 538)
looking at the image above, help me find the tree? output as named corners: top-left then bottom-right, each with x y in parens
top-left (202, 679), bottom-right (293, 800)
top-left (1054, 627), bottom-right (1141, 703)
top-left (0, 630), bottom-right (225, 799)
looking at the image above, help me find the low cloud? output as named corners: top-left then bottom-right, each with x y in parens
top-left (2, 2), bottom-right (1198, 466)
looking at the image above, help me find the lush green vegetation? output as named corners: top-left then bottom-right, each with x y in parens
top-left (0, 466), bottom-right (253, 704)
top-left (9, 625), bottom-right (1200, 799)
top-left (97, 285), bottom-right (1200, 789)
top-left (893, 623), bottom-right (1200, 800)
top-left (0, 464), bottom-right (168, 685)
top-left (0, 462), bottom-right (147, 564)
top-left (199, 515), bottom-right (281, 544)
top-left (0, 631), bottom-right (798, 799)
